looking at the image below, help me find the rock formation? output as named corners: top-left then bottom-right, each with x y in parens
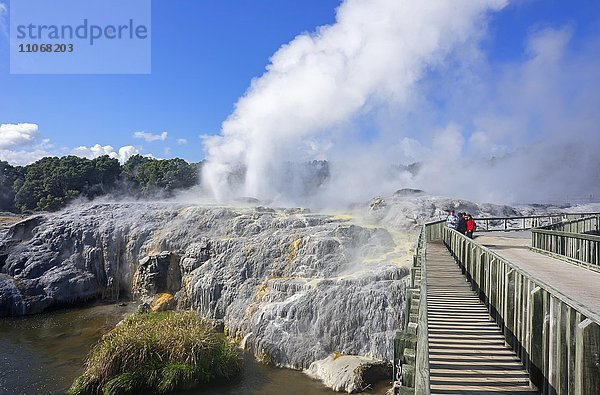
top-left (307, 354), bottom-right (391, 393)
top-left (0, 202), bottom-right (409, 386)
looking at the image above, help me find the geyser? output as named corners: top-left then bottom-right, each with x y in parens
top-left (202, 0), bottom-right (509, 204)
top-left (202, 0), bottom-right (600, 206)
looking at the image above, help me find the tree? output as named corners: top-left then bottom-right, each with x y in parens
top-left (88, 156), bottom-right (121, 197)
top-left (14, 156), bottom-right (120, 212)
top-left (0, 161), bottom-right (24, 212)
top-left (122, 155), bottom-right (200, 197)
top-left (7, 155), bottom-right (201, 213)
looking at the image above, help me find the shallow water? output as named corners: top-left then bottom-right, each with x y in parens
top-left (0, 304), bottom-right (389, 395)
top-left (0, 303), bottom-right (137, 395)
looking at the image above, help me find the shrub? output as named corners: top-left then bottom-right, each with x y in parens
top-left (69, 311), bottom-right (242, 395)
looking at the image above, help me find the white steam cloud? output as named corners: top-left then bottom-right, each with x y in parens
top-left (415, 26), bottom-right (600, 203)
top-left (203, 0), bottom-right (600, 206)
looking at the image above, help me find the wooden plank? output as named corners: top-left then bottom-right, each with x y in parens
top-left (425, 242), bottom-right (536, 394)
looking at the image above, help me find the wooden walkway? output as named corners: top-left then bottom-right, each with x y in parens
top-left (475, 231), bottom-right (600, 316)
top-left (426, 242), bottom-right (538, 394)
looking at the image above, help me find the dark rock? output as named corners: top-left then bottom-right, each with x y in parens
top-left (393, 189), bottom-right (425, 197)
top-left (133, 252), bottom-right (181, 299)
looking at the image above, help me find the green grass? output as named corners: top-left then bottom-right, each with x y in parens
top-left (69, 311), bottom-right (242, 395)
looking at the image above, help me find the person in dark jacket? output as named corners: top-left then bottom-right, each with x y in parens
top-left (456, 212), bottom-right (467, 234)
top-left (466, 214), bottom-right (476, 238)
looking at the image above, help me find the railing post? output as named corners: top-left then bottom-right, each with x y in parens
top-left (504, 268), bottom-right (516, 348)
top-left (529, 286), bottom-right (544, 390)
top-left (575, 319), bottom-right (600, 394)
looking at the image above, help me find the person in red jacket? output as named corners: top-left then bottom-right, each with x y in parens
top-left (466, 214), bottom-right (476, 238)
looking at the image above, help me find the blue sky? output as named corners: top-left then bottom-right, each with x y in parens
top-left (0, 0), bottom-right (598, 166)
top-left (0, 0), bottom-right (339, 163)
top-left (483, 0), bottom-right (599, 61)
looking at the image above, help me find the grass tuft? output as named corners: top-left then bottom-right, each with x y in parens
top-left (69, 311), bottom-right (242, 395)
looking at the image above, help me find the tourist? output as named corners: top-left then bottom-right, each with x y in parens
top-left (466, 214), bottom-right (476, 238)
top-left (446, 210), bottom-right (458, 230)
top-left (456, 212), bottom-right (467, 234)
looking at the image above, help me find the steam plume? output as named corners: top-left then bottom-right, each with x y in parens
top-left (203, 0), bottom-right (600, 206)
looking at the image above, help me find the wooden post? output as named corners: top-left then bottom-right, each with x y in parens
top-left (504, 269), bottom-right (516, 348)
top-left (575, 318), bottom-right (600, 395)
top-left (529, 286), bottom-right (544, 389)
top-left (548, 296), bottom-right (558, 392)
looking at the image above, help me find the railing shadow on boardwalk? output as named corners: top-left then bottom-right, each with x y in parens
top-left (393, 213), bottom-right (600, 395)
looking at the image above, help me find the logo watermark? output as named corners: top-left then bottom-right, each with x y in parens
top-left (10, 0), bottom-right (151, 74)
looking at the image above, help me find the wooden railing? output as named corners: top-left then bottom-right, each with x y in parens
top-left (472, 213), bottom-right (597, 232)
top-left (441, 227), bottom-right (600, 395)
top-left (394, 213), bottom-right (600, 394)
top-left (536, 214), bottom-right (600, 234)
top-left (414, 224), bottom-right (432, 395)
top-left (532, 215), bottom-right (600, 270)
top-left (393, 222), bottom-right (438, 394)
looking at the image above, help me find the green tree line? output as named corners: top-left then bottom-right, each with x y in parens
top-left (0, 155), bottom-right (202, 213)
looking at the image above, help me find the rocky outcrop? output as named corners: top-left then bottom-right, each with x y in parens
top-left (133, 252), bottom-right (181, 302)
top-left (0, 202), bottom-right (409, 373)
top-left (306, 354), bottom-right (391, 393)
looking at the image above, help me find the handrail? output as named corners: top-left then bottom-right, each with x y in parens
top-left (392, 222), bottom-right (437, 394)
top-left (471, 212), bottom-right (600, 232)
top-left (414, 226), bottom-right (430, 395)
top-left (535, 214), bottom-right (600, 233)
top-left (473, 212), bottom-right (600, 221)
top-left (531, 217), bottom-right (600, 267)
top-left (440, 227), bottom-right (600, 394)
top-left (533, 228), bottom-right (600, 242)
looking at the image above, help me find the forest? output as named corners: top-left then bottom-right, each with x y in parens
top-left (0, 155), bottom-right (201, 213)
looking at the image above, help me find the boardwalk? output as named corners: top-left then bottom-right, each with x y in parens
top-left (426, 241), bottom-right (537, 394)
top-left (475, 231), bottom-right (600, 316)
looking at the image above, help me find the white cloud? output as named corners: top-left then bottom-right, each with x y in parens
top-left (0, 148), bottom-right (53, 166)
top-left (176, 138), bottom-right (188, 145)
top-left (72, 144), bottom-right (140, 163)
top-left (0, 123), bottom-right (57, 165)
top-left (133, 131), bottom-right (168, 142)
top-left (0, 123), bottom-right (144, 166)
top-left (0, 123), bottom-right (39, 149)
